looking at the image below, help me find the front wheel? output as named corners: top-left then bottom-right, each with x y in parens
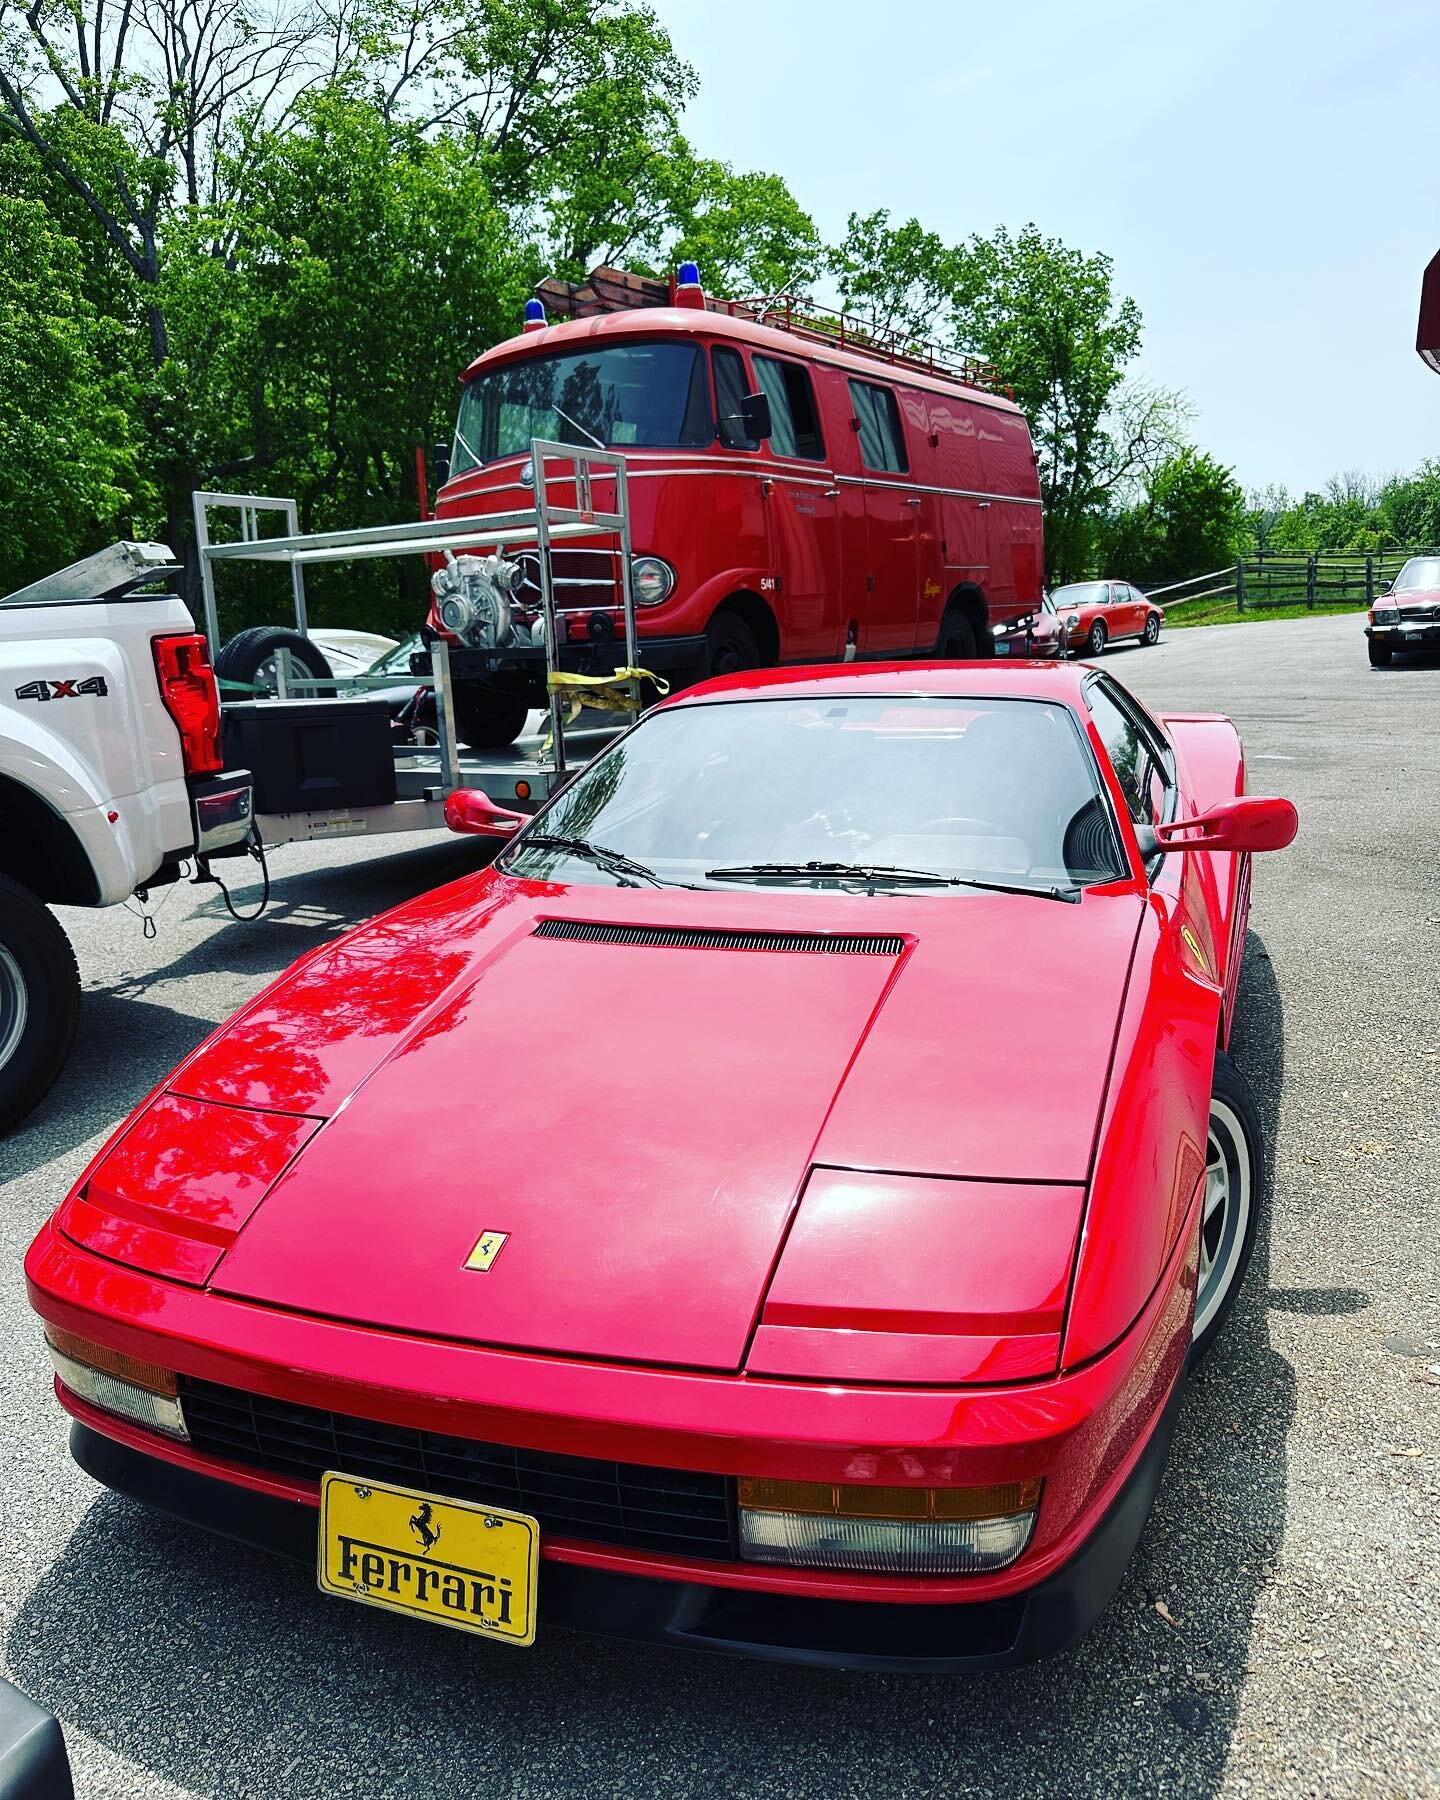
top-left (1086, 620), bottom-right (1108, 657)
top-left (1190, 1052), bottom-right (1263, 1360)
top-left (0, 875), bottom-right (81, 1133)
top-left (1367, 637), bottom-right (1392, 668)
top-left (705, 613), bottom-right (760, 679)
top-left (1142, 613), bottom-right (1161, 645)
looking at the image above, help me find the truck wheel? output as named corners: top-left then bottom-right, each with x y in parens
top-left (215, 627), bottom-right (334, 694)
top-left (1367, 637), bottom-right (1392, 668)
top-left (0, 875), bottom-right (80, 1133)
top-left (705, 614), bottom-right (760, 678)
top-left (937, 609), bottom-right (978, 659)
top-left (452, 687), bottom-right (531, 749)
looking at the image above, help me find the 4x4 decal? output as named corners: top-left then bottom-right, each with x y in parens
top-left (14, 676), bottom-right (109, 701)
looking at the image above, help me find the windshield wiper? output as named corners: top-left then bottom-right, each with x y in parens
top-left (703, 861), bottom-right (1079, 902)
top-left (519, 833), bottom-right (667, 888)
top-left (553, 405), bottom-right (605, 451)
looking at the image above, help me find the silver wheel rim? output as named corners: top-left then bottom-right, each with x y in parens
top-left (1090, 626), bottom-right (1105, 653)
top-left (1145, 616), bottom-right (1159, 642)
top-left (0, 943), bottom-right (29, 1073)
top-left (1193, 1096), bottom-right (1252, 1341)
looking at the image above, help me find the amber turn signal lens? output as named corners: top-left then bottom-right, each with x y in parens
top-left (44, 1327), bottom-right (178, 1397)
top-left (737, 1476), bottom-right (1041, 1522)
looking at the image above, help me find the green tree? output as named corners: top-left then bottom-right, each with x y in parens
top-left (0, 171), bottom-right (146, 585)
top-left (952, 225), bottom-right (1151, 583)
top-left (827, 208), bottom-right (955, 341)
top-left (1098, 449), bottom-right (1246, 586)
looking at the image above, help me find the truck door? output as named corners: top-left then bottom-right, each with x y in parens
top-left (847, 378), bottom-right (919, 651)
top-left (751, 352), bottom-right (843, 660)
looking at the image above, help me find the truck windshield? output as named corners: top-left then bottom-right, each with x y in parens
top-left (502, 695), bottom-right (1127, 894)
top-left (452, 343), bottom-right (712, 473)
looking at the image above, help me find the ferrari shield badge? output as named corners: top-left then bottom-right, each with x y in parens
top-left (464, 1229), bottom-right (508, 1272)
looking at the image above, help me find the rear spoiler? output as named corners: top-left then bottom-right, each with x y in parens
top-left (1418, 249), bottom-right (1440, 373)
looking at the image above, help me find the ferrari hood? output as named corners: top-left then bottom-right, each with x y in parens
top-left (194, 880), bottom-right (1143, 1371)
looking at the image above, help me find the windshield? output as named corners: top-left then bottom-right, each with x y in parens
top-left (452, 342), bottom-right (712, 474)
top-left (366, 632), bottom-right (422, 677)
top-left (502, 696), bottom-right (1127, 893)
top-left (1053, 583), bottom-right (1108, 607)
top-left (1393, 557), bottom-right (1440, 594)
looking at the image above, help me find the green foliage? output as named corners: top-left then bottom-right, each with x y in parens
top-left (1097, 449), bottom-right (1247, 586)
top-left (827, 209), bottom-right (954, 340)
top-left (1247, 466), bottom-right (1440, 556)
top-left (0, 162), bottom-right (147, 587)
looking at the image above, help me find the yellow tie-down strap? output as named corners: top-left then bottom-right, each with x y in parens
top-left (545, 667), bottom-right (669, 724)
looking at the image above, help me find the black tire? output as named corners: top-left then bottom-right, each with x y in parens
top-left (1190, 1051), bottom-right (1263, 1362)
top-left (215, 627), bottom-right (334, 694)
top-left (1367, 637), bottom-right (1392, 668)
top-left (705, 612), bottom-right (760, 678)
top-left (1142, 612), bottom-right (1161, 645)
top-left (0, 875), bottom-right (81, 1134)
top-left (1086, 620), bottom-right (1108, 657)
top-left (936, 608), bottom-right (978, 659)
top-left (452, 686), bottom-right (531, 749)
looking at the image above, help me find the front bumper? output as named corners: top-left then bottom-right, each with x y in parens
top-left (71, 1365), bottom-right (1183, 1672)
top-left (1366, 621), bottom-right (1440, 647)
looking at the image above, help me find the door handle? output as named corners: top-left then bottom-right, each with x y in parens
top-left (822, 488), bottom-right (839, 498)
top-left (978, 501), bottom-right (991, 511)
top-left (904, 497), bottom-right (922, 507)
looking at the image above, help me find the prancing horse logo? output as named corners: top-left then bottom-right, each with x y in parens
top-left (409, 1502), bottom-right (442, 1555)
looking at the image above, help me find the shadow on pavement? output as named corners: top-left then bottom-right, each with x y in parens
top-left (4, 934), bottom-right (1294, 1799)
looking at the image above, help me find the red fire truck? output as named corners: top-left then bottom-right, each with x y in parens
top-left (426, 265), bottom-right (1045, 746)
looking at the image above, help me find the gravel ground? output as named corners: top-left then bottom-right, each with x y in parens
top-left (1, 611), bottom-right (1436, 1798)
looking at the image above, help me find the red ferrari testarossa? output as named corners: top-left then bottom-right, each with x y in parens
top-left (27, 659), bottom-right (1296, 1670)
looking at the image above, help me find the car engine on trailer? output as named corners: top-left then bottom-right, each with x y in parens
top-left (430, 552), bottom-right (545, 649)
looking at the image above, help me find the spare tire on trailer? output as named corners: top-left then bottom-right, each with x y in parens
top-left (452, 685), bottom-right (531, 749)
top-left (215, 627), bottom-right (334, 694)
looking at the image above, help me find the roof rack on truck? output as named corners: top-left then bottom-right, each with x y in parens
top-left (193, 440), bottom-right (637, 850)
top-left (534, 263), bottom-right (1010, 397)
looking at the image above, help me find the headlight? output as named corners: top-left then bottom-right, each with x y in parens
top-left (631, 555), bottom-right (675, 606)
top-left (737, 1476), bottom-right (1040, 1574)
top-left (1372, 607), bottom-right (1398, 625)
top-left (45, 1327), bottom-right (188, 1439)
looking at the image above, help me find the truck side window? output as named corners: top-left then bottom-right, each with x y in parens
top-left (713, 347), bottom-right (757, 450)
top-left (847, 379), bottom-right (908, 473)
top-left (752, 355), bottom-right (826, 461)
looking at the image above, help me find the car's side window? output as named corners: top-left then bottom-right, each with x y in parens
top-left (1085, 679), bottom-right (1175, 831)
top-left (713, 346), bottom-right (757, 450)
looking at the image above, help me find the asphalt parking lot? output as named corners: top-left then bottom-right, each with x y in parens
top-left (1, 611), bottom-right (1436, 1798)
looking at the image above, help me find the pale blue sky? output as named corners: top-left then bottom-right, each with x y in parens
top-left (660, 0), bottom-right (1437, 495)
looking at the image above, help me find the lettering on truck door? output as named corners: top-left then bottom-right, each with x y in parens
top-left (751, 353), bottom-right (843, 660)
top-left (847, 377), bottom-right (919, 652)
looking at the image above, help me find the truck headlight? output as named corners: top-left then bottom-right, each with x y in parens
top-left (45, 1327), bottom-right (188, 1440)
top-left (737, 1476), bottom-right (1040, 1574)
top-left (631, 556), bottom-right (675, 606)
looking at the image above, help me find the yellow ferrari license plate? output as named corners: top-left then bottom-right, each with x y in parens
top-left (318, 1472), bottom-right (539, 1646)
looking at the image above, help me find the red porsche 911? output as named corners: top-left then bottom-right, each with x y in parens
top-left (26, 662), bottom-right (1296, 1671)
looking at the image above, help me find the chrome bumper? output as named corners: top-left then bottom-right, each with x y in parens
top-left (189, 770), bottom-right (254, 856)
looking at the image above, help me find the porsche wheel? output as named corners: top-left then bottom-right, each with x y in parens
top-left (1190, 1053), bottom-right (1262, 1360)
top-left (1086, 620), bottom-right (1107, 657)
top-left (1142, 613), bottom-right (1161, 645)
top-left (1368, 637), bottom-right (1392, 668)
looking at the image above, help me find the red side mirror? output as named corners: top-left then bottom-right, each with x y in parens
top-left (443, 789), bottom-right (527, 838)
top-left (1156, 795), bottom-right (1298, 854)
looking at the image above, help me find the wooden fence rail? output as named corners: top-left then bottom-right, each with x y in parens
top-left (1142, 549), bottom-right (1440, 614)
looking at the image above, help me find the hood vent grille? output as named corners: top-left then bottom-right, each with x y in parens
top-left (534, 919), bottom-right (904, 956)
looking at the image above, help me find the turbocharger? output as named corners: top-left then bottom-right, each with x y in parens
top-left (431, 553), bottom-right (543, 648)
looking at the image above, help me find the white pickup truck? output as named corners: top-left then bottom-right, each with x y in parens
top-left (0, 543), bottom-right (254, 1131)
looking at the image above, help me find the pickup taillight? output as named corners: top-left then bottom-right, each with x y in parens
top-left (153, 634), bottom-right (223, 775)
